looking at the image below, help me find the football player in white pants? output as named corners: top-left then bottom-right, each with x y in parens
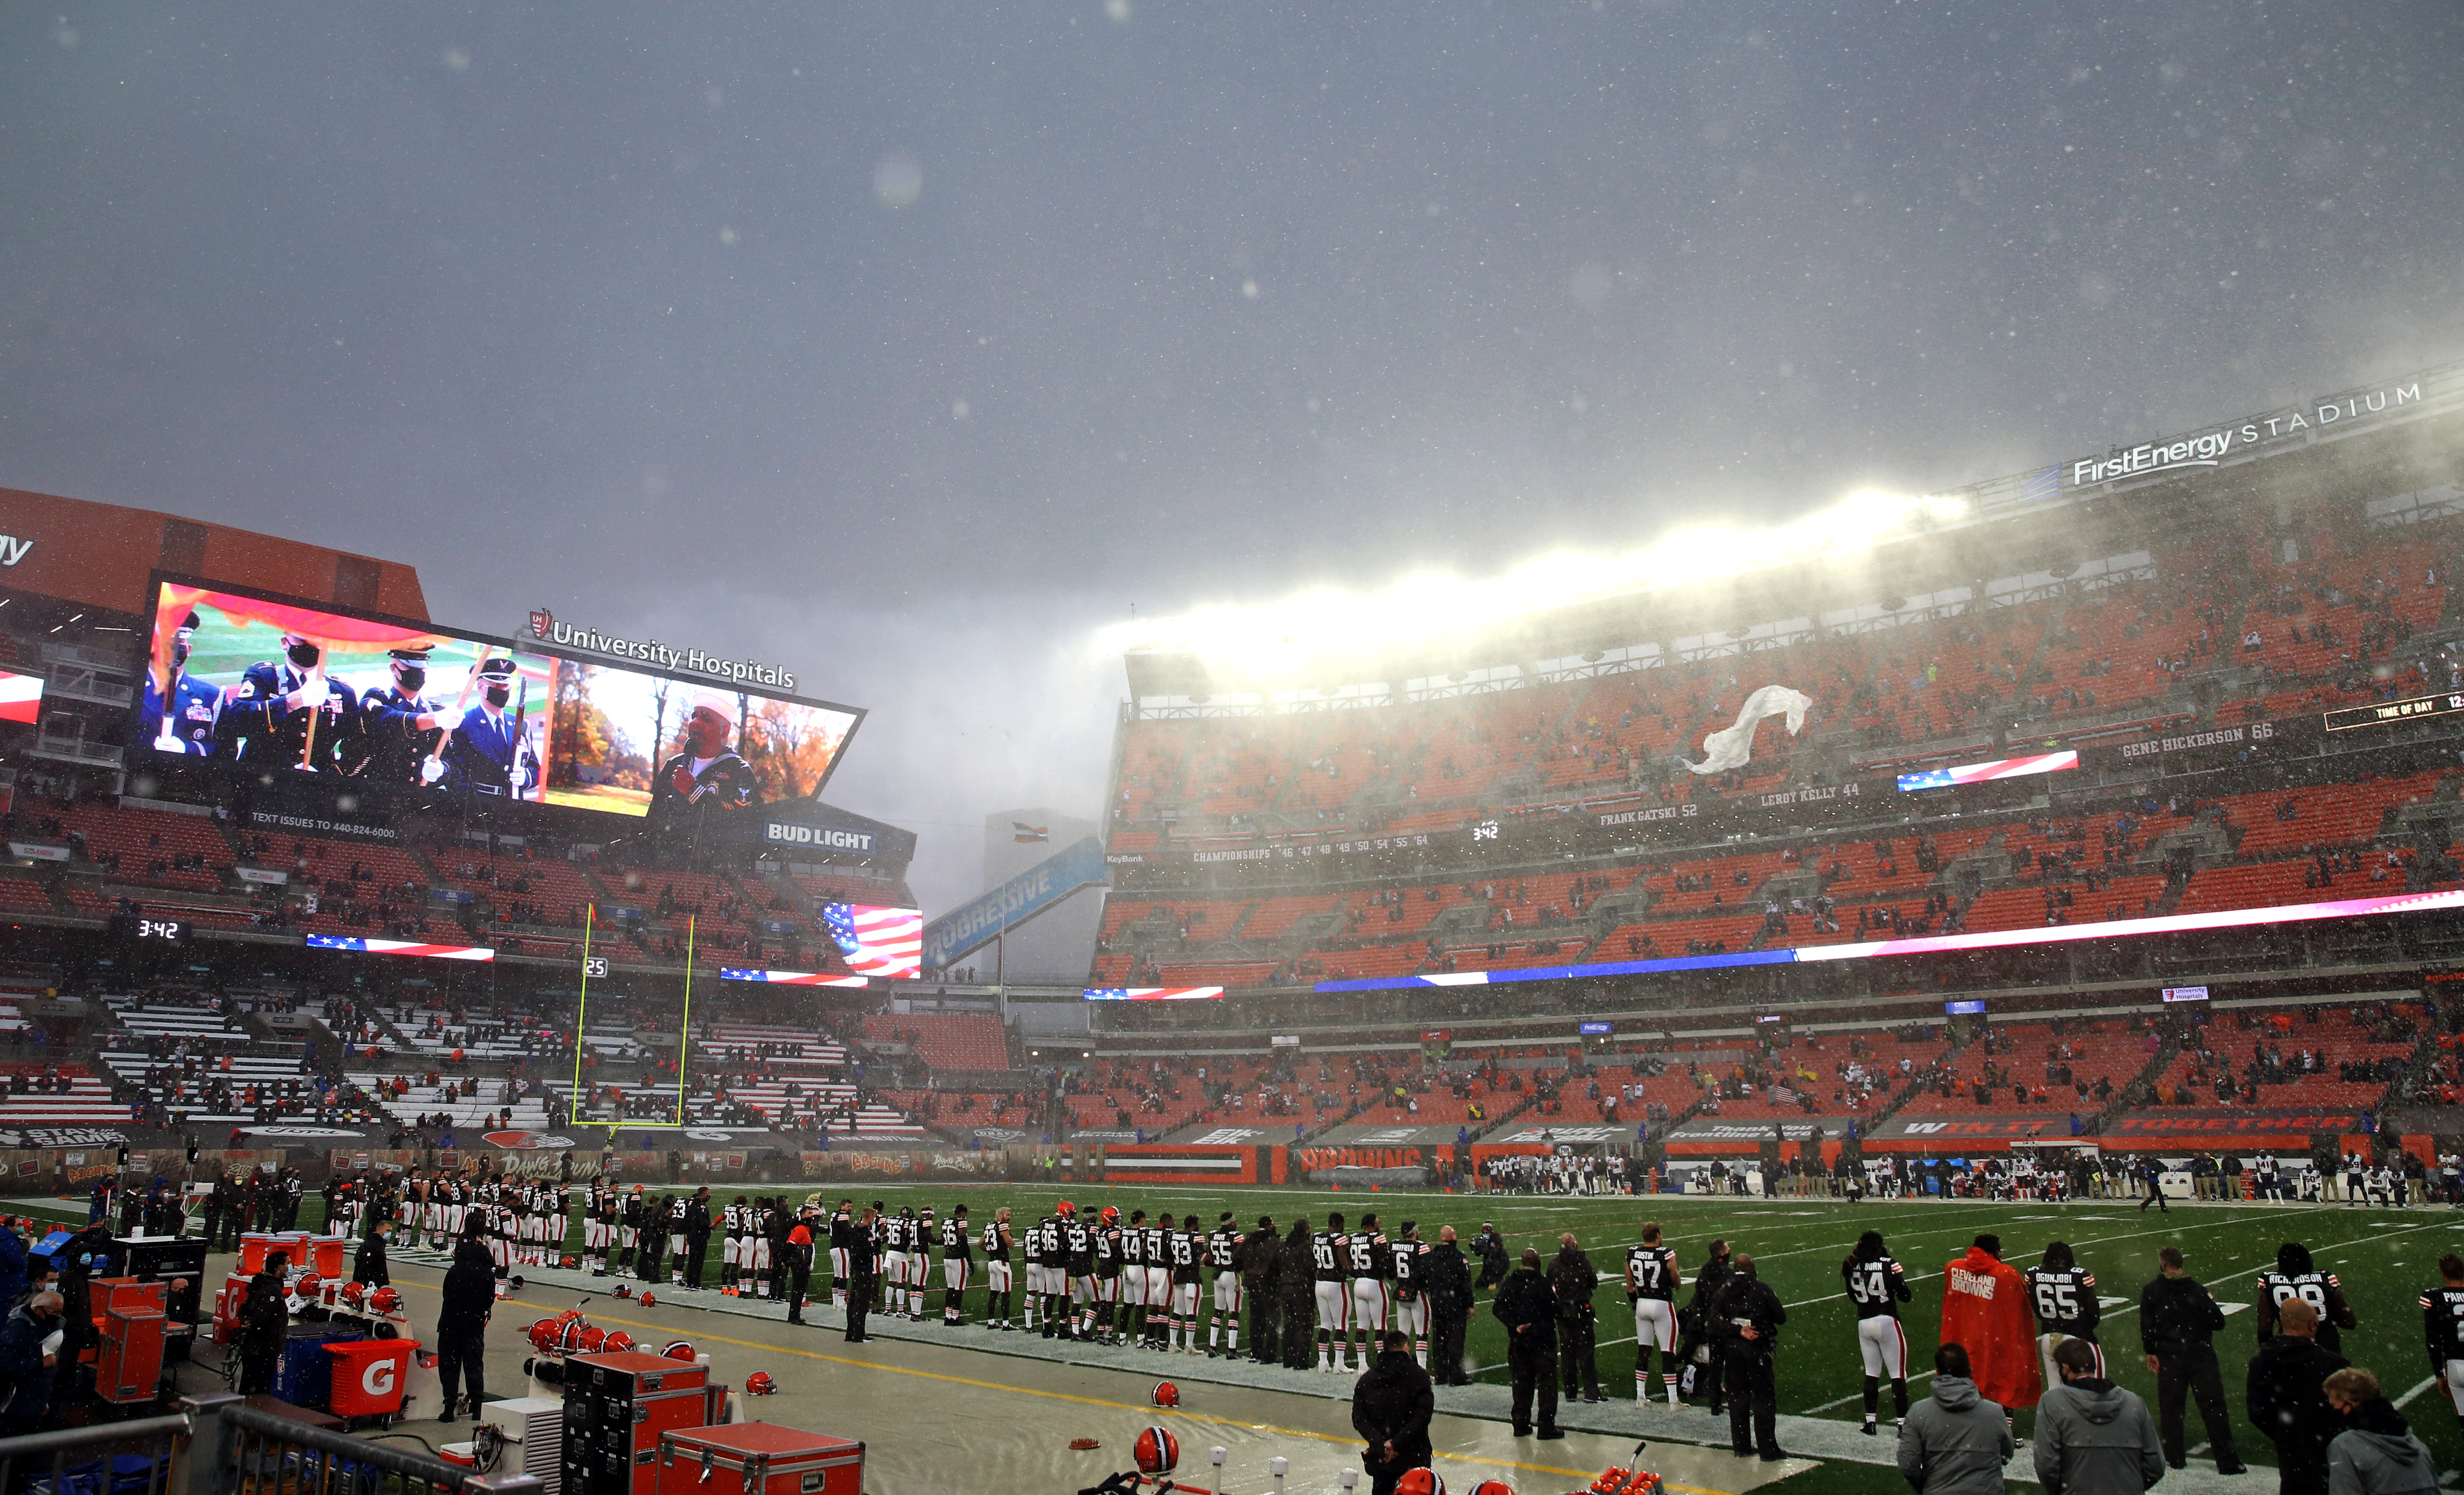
top-left (1345, 1214), bottom-right (1391, 1373)
top-left (1313, 1214), bottom-right (1354, 1373)
top-left (1143, 1214), bottom-right (1176, 1350)
top-left (1626, 1223), bottom-right (1683, 1407)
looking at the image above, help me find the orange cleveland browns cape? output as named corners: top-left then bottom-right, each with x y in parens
top-left (1939, 1246), bottom-right (2042, 1409)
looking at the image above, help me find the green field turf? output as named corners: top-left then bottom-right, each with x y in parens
top-left (144, 1184), bottom-right (2464, 1470)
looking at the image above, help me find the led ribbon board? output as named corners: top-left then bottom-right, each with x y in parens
top-left (306, 935), bottom-right (494, 961)
top-left (718, 969), bottom-right (869, 987)
top-left (1083, 986), bottom-right (1226, 1002)
top-left (1314, 886), bottom-right (2464, 993)
top-left (1896, 750), bottom-right (2078, 791)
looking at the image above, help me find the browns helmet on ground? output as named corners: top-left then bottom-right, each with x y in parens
top-left (638, 1291), bottom-right (657, 1307)
top-left (1150, 1380), bottom-right (1180, 1408)
top-left (1133, 1428), bottom-right (1179, 1476)
top-left (744, 1372), bottom-right (778, 1396)
top-left (662, 1340), bottom-right (696, 1362)
top-left (601, 1330), bottom-right (637, 1354)
top-left (1396, 1471), bottom-right (1446, 1495)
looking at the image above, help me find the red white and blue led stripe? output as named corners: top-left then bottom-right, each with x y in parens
top-left (1083, 986), bottom-right (1227, 1002)
top-left (306, 935), bottom-right (494, 961)
top-left (1896, 750), bottom-right (2078, 791)
top-left (1315, 886), bottom-right (2464, 993)
top-left (718, 969), bottom-right (870, 987)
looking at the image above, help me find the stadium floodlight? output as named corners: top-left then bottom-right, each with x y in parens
top-left (1097, 487), bottom-right (1967, 672)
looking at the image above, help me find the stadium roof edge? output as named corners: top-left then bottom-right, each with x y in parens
top-left (1124, 359), bottom-right (2464, 701)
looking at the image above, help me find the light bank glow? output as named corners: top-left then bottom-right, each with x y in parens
top-left (1099, 488), bottom-right (1969, 674)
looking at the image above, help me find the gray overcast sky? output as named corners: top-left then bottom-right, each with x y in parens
top-left (4, 2), bottom-right (2460, 913)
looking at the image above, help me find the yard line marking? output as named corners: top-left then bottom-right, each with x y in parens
top-left (1804, 1370), bottom-right (1937, 1413)
top-left (2392, 1375), bottom-right (2439, 1410)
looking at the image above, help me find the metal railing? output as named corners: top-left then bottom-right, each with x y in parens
top-left (0, 1395), bottom-right (538, 1495)
top-left (0, 1410), bottom-right (189, 1495)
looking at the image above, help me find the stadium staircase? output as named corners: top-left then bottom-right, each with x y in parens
top-left (2087, 1030), bottom-right (2181, 1132)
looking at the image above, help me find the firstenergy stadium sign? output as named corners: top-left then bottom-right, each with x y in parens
top-left (2067, 377), bottom-right (2429, 489)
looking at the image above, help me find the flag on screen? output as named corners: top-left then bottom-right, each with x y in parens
top-left (1012, 821), bottom-right (1049, 843)
top-left (0, 668), bottom-right (40, 727)
top-left (823, 903), bottom-right (923, 979)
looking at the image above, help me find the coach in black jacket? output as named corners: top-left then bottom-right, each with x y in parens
top-left (436, 1237), bottom-right (496, 1422)
top-left (1241, 1217), bottom-right (1281, 1365)
top-left (1548, 1235), bottom-right (1602, 1403)
top-left (2246, 1298), bottom-right (2345, 1495)
top-left (1280, 1220), bottom-right (1317, 1371)
top-left (1678, 1238), bottom-right (1735, 1413)
top-left (1492, 1249), bottom-right (1562, 1439)
top-left (1425, 1227), bottom-right (1474, 1386)
top-left (2140, 1246), bottom-right (2245, 1473)
top-left (1713, 1255), bottom-right (1788, 1461)
top-left (683, 1188), bottom-right (715, 1290)
top-left (1353, 1331), bottom-right (1437, 1495)
top-left (843, 1209), bottom-right (878, 1343)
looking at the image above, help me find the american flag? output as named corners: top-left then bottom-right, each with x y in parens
top-left (0, 667), bottom-right (40, 727)
top-left (1012, 821), bottom-right (1049, 843)
top-left (822, 903), bottom-right (923, 979)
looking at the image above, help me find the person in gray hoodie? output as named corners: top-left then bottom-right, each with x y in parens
top-left (2322, 1369), bottom-right (2440, 1495)
top-left (2036, 1337), bottom-right (2166, 1495)
top-left (1898, 1343), bottom-right (2016, 1495)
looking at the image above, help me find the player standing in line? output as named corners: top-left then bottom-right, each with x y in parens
top-left (1036, 1203), bottom-right (1070, 1339)
top-left (1389, 1222), bottom-right (1431, 1369)
top-left (2026, 1240), bottom-right (2103, 1386)
top-left (618, 1186), bottom-right (644, 1278)
top-left (666, 1192), bottom-right (693, 1287)
top-left (941, 1203), bottom-right (973, 1327)
top-left (1169, 1210), bottom-right (1205, 1354)
top-left (1142, 1212), bottom-right (1175, 1349)
top-left (2258, 1241), bottom-right (2357, 1355)
top-left (1063, 1201), bottom-right (1097, 1339)
top-left (914, 1205), bottom-right (940, 1319)
top-left (1346, 1212), bottom-right (1392, 1373)
top-left (2421, 1252), bottom-right (2464, 1439)
top-left (1086, 1206), bottom-right (1123, 1343)
top-left (1843, 1228), bottom-right (1912, 1436)
top-left (1313, 1212), bottom-right (1354, 1373)
top-left (1205, 1211), bottom-right (1243, 1358)
top-left (581, 1182), bottom-right (610, 1277)
top-left (1626, 1221), bottom-right (1683, 1408)
top-left (720, 1196), bottom-right (747, 1294)
top-left (827, 1198), bottom-right (854, 1309)
top-left (753, 1196), bottom-right (780, 1298)
top-left (1119, 1209), bottom-right (1149, 1346)
top-left (873, 1206), bottom-right (903, 1314)
top-left (981, 1207), bottom-right (1016, 1330)
top-left (1021, 1204), bottom-right (1050, 1332)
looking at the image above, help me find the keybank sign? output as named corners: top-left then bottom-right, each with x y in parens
top-left (2070, 380), bottom-right (2425, 489)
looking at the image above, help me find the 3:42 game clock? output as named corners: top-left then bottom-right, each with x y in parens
top-left (132, 917), bottom-right (190, 944)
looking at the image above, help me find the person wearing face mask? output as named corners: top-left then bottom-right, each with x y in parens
top-left (359, 645), bottom-right (456, 785)
top-left (0, 1291), bottom-right (66, 1438)
top-left (142, 610), bottom-right (225, 756)
top-left (220, 632), bottom-right (363, 771)
top-left (443, 656), bottom-right (540, 799)
top-left (646, 704), bottom-right (760, 837)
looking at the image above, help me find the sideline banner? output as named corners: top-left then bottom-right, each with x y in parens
top-left (1097, 1144), bottom-right (1280, 1186)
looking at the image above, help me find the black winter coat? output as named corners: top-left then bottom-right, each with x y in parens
top-left (2246, 1336), bottom-right (2347, 1458)
top-left (1492, 1265), bottom-right (1558, 1347)
top-left (1351, 1349), bottom-right (1436, 1468)
top-left (1424, 1242), bottom-right (1472, 1306)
